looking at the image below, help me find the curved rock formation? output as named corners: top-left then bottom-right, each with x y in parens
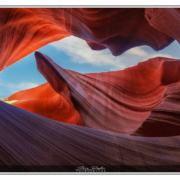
top-left (134, 82), bottom-right (180, 137)
top-left (0, 8), bottom-right (174, 71)
top-left (1, 101), bottom-right (180, 172)
top-left (1, 8), bottom-right (180, 172)
top-left (34, 51), bottom-right (180, 135)
top-left (1, 82), bottom-right (83, 126)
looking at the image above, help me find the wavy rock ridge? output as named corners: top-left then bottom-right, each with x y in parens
top-left (4, 52), bottom-right (180, 136)
top-left (1, 101), bottom-right (180, 172)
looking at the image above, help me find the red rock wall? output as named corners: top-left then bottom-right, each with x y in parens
top-left (0, 8), bottom-right (174, 71)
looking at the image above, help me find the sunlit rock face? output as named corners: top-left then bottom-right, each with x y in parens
top-left (34, 51), bottom-right (180, 135)
top-left (2, 82), bottom-right (83, 126)
top-left (0, 8), bottom-right (174, 71)
top-left (0, 8), bottom-right (70, 71)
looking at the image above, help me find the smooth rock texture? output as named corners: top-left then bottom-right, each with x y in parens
top-left (1, 101), bottom-right (180, 172)
top-left (34, 51), bottom-right (180, 135)
top-left (0, 8), bottom-right (174, 71)
top-left (1, 82), bottom-right (83, 126)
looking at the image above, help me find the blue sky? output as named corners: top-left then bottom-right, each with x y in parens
top-left (0, 36), bottom-right (180, 99)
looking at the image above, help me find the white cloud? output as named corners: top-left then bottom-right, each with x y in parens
top-left (148, 53), bottom-right (174, 59)
top-left (0, 80), bottom-right (39, 98)
top-left (0, 80), bottom-right (38, 92)
top-left (50, 36), bottom-right (177, 71)
top-left (50, 36), bottom-right (126, 69)
top-left (15, 82), bottom-right (39, 90)
top-left (124, 47), bottom-right (148, 56)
